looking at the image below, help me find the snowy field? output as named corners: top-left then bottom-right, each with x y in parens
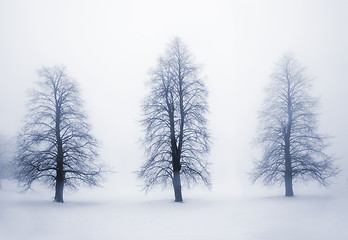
top-left (1, 180), bottom-right (347, 240)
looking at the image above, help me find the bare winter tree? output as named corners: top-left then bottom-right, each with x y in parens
top-left (138, 38), bottom-right (211, 202)
top-left (15, 66), bottom-right (103, 202)
top-left (252, 54), bottom-right (339, 196)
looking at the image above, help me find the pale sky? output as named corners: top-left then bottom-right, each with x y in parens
top-left (1, 0), bottom-right (347, 196)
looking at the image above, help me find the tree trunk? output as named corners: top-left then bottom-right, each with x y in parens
top-left (54, 101), bottom-right (64, 203)
top-left (284, 144), bottom-right (294, 197)
top-left (54, 168), bottom-right (64, 203)
top-left (284, 75), bottom-right (294, 197)
top-left (284, 140), bottom-right (294, 197)
top-left (54, 150), bottom-right (64, 202)
top-left (284, 168), bottom-right (294, 197)
top-left (172, 152), bottom-right (183, 202)
top-left (173, 171), bottom-right (183, 202)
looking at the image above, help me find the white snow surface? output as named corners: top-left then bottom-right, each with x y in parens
top-left (1, 181), bottom-right (347, 240)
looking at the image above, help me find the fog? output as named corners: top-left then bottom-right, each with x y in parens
top-left (1, 0), bottom-right (347, 197)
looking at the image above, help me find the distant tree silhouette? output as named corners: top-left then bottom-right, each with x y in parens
top-left (138, 38), bottom-right (211, 202)
top-left (15, 66), bottom-right (103, 202)
top-left (252, 54), bottom-right (339, 196)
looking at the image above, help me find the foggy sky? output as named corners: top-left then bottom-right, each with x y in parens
top-left (0, 0), bottom-right (347, 195)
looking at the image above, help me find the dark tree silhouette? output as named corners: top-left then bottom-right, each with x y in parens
top-left (138, 38), bottom-right (211, 202)
top-left (252, 54), bottom-right (339, 196)
top-left (15, 66), bottom-right (103, 202)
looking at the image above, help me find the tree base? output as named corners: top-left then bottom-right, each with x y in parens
top-left (173, 171), bottom-right (183, 203)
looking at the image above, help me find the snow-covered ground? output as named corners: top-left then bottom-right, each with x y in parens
top-left (1, 180), bottom-right (347, 240)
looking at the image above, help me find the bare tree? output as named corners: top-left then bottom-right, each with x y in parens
top-left (252, 54), bottom-right (339, 196)
top-left (138, 38), bottom-right (211, 202)
top-left (15, 66), bottom-right (103, 202)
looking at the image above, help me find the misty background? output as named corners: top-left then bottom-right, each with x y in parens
top-left (1, 0), bottom-right (347, 197)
